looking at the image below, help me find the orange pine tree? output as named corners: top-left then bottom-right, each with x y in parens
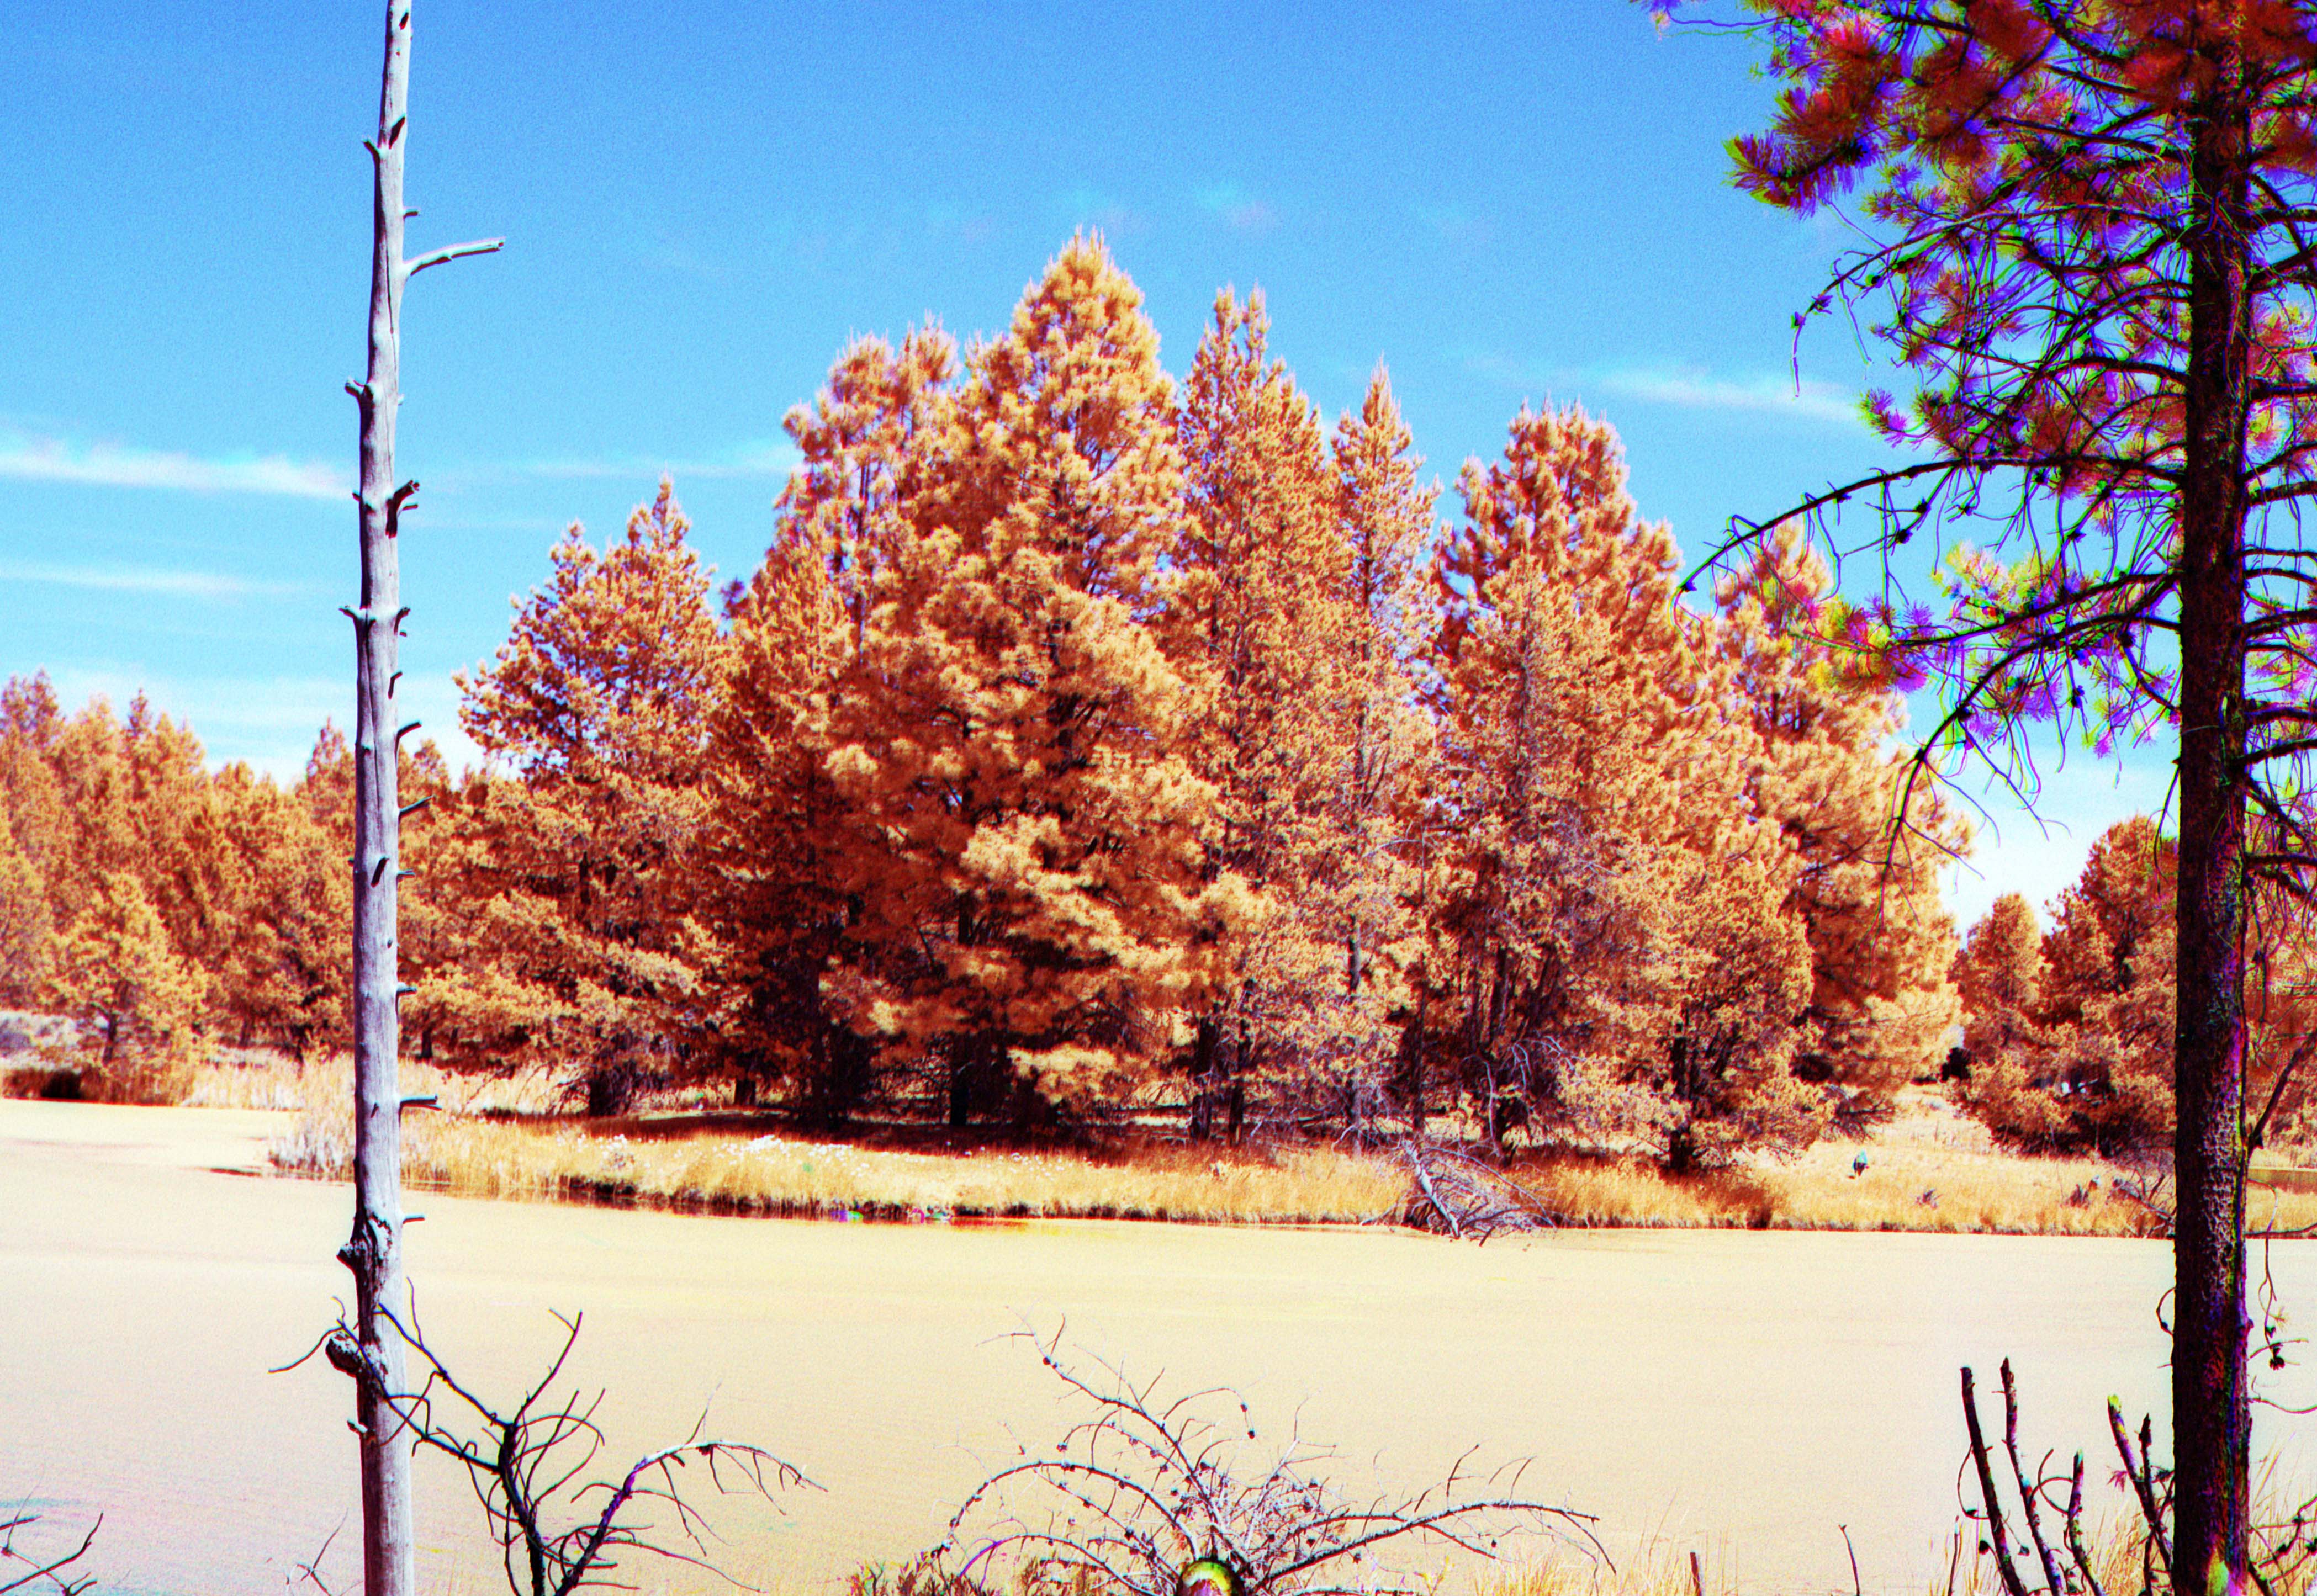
top-left (1712, 521), bottom-right (1963, 1115)
top-left (1957, 816), bottom-right (2317, 1158)
top-left (775, 325), bottom-right (959, 657)
top-left (1326, 367), bottom-right (1440, 1130)
top-left (710, 521), bottom-right (874, 1118)
top-left (0, 682), bottom-right (229, 1049)
top-left (1431, 404), bottom-right (1818, 1166)
top-left (1165, 288), bottom-right (1365, 1135)
top-left (117, 696), bottom-right (239, 999)
top-left (430, 479), bottom-right (725, 1112)
top-left (0, 814), bottom-right (49, 1009)
top-left (818, 234), bottom-right (1224, 1126)
top-left (696, 326), bottom-right (961, 1119)
top-left (41, 868), bottom-right (209, 1099)
top-left (210, 763), bottom-right (352, 1060)
top-left (0, 675), bottom-right (65, 1006)
top-left (1958, 824), bottom-right (2176, 1154)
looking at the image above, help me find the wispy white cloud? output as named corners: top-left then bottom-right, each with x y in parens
top-left (1451, 349), bottom-right (1873, 432)
top-left (0, 560), bottom-right (304, 600)
top-left (437, 439), bottom-right (801, 490)
top-left (924, 204), bottom-right (999, 247)
top-left (1059, 185), bottom-right (1146, 240)
top-left (36, 667), bottom-right (346, 780)
top-left (1597, 365), bottom-right (1866, 427)
top-left (0, 428), bottom-right (346, 499)
top-left (639, 230), bottom-right (728, 282)
top-left (409, 513), bottom-right (567, 534)
top-left (1194, 182), bottom-right (1279, 234)
top-left (1415, 204), bottom-right (1493, 251)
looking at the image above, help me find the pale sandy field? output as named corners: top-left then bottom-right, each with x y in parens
top-left (3, 1097), bottom-right (2313, 1596)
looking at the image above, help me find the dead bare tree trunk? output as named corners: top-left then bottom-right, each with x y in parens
top-left (337, 7), bottom-right (499, 1596)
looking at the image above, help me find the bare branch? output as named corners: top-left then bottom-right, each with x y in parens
top-left (405, 237), bottom-right (506, 278)
top-left (0, 1510), bottom-right (98, 1596)
top-left (942, 1333), bottom-right (1599, 1596)
top-left (347, 1303), bottom-right (814, 1596)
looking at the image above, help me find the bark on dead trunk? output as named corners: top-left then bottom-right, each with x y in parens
top-left (2175, 40), bottom-right (2255, 1596)
top-left (343, 10), bottom-right (418, 1593)
top-left (341, 10), bottom-right (498, 1596)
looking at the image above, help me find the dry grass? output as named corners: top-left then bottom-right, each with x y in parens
top-left (1486, 1501), bottom-right (2316, 1596)
top-left (1484, 1529), bottom-right (2129, 1596)
top-left (189, 1051), bottom-right (567, 1116)
top-left (1483, 1540), bottom-right (1751, 1596)
top-left (371, 1111), bottom-right (1402, 1224)
top-left (150, 1053), bottom-right (2317, 1234)
top-left (1492, 1090), bottom-right (2317, 1238)
top-left (229, 1048), bottom-right (1399, 1223)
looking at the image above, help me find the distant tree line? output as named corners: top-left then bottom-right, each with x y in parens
top-left (1950, 815), bottom-right (2317, 1159)
top-left (0, 237), bottom-right (1968, 1166)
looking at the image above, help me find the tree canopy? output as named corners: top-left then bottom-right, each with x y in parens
top-left (0, 236), bottom-right (1962, 1173)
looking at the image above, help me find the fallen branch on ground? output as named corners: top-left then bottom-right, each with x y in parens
top-left (1395, 1142), bottom-right (1557, 1242)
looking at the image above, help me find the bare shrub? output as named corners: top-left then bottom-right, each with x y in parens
top-left (940, 1330), bottom-right (1599, 1596)
top-left (1953, 1360), bottom-right (2317, 1596)
top-left (293, 1303), bottom-right (810, 1596)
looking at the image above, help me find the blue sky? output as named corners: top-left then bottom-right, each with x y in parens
top-left (0, 1), bottom-right (2164, 928)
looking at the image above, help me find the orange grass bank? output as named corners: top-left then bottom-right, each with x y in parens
top-left (213, 1056), bottom-right (2317, 1236)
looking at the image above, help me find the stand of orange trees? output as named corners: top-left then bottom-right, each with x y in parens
top-left (1, 238), bottom-right (1961, 1174)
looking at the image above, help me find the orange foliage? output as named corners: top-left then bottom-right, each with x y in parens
top-left (1431, 404), bottom-right (1820, 1169)
top-left (43, 868), bottom-right (209, 1086)
top-left (1165, 289), bottom-right (1373, 1132)
top-left (1954, 820), bottom-right (2178, 1153)
top-left (813, 235), bottom-right (1226, 1126)
top-left (0, 675), bottom-right (362, 1080)
top-left (699, 324), bottom-right (959, 1123)
top-left (1713, 521), bottom-right (1963, 1107)
top-left (0, 240), bottom-right (1969, 1154)
top-left (426, 480), bottom-right (726, 1114)
top-left (1324, 367), bottom-right (1440, 1129)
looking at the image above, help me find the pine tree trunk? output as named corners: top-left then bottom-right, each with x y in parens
top-left (1404, 1028), bottom-right (1425, 1139)
top-left (343, 7), bottom-right (418, 1595)
top-left (1188, 1016), bottom-right (1216, 1142)
top-left (947, 1036), bottom-right (974, 1130)
top-left (2174, 40), bottom-right (2255, 1595)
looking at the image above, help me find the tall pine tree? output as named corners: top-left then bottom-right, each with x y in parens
top-left (819, 235), bottom-right (1225, 1126)
top-left (433, 480), bottom-right (725, 1114)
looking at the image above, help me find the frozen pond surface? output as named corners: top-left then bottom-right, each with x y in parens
top-left (4, 1098), bottom-right (2313, 1596)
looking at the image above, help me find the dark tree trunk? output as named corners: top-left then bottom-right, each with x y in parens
top-left (2175, 40), bottom-right (2255, 1594)
top-left (1188, 1016), bottom-right (1218, 1141)
top-left (1401, 1020), bottom-right (1426, 1139)
top-left (584, 1063), bottom-right (640, 1120)
top-left (947, 1035), bottom-right (980, 1130)
top-left (806, 1026), bottom-right (875, 1130)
